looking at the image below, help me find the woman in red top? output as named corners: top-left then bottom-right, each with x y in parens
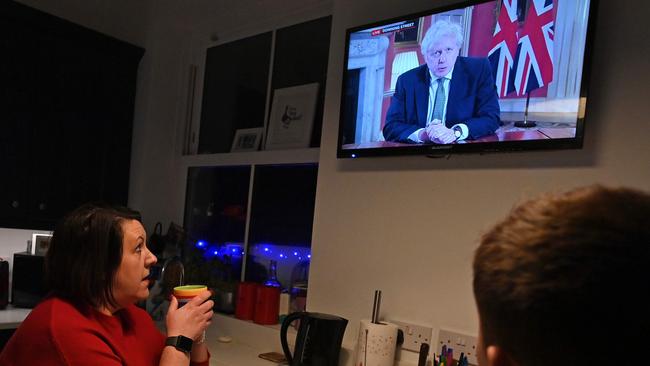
top-left (0, 203), bottom-right (214, 365)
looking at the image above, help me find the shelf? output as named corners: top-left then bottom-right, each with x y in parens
top-left (180, 148), bottom-right (319, 167)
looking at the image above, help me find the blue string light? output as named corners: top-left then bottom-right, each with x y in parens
top-left (196, 242), bottom-right (311, 262)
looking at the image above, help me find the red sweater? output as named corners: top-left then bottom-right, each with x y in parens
top-left (0, 296), bottom-right (209, 366)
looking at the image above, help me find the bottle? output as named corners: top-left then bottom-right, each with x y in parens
top-left (264, 260), bottom-right (282, 288)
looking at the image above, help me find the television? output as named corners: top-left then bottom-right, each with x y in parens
top-left (337, 0), bottom-right (598, 158)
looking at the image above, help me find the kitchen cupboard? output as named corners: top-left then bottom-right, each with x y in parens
top-left (0, 1), bottom-right (143, 230)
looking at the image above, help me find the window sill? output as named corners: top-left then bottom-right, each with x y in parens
top-left (180, 147), bottom-right (319, 167)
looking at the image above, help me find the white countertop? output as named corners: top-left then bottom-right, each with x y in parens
top-left (207, 340), bottom-right (286, 366)
top-left (0, 305), bottom-right (31, 330)
top-left (0, 304), bottom-right (282, 366)
top-left (0, 308), bottom-right (422, 366)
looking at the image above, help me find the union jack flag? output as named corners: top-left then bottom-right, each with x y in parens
top-left (511, 0), bottom-right (555, 96)
top-left (487, 0), bottom-right (520, 98)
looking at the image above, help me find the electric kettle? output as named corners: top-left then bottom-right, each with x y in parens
top-left (280, 311), bottom-right (348, 366)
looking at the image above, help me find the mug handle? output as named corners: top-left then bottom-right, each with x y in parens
top-left (280, 311), bottom-right (306, 365)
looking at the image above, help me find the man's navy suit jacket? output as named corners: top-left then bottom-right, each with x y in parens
top-left (383, 57), bottom-right (501, 142)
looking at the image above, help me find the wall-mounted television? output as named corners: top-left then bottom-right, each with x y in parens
top-left (338, 0), bottom-right (598, 158)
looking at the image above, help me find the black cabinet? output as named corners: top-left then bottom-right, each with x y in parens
top-left (0, 1), bottom-right (144, 229)
top-left (197, 16), bottom-right (332, 153)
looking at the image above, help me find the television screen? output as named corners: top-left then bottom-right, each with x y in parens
top-left (338, 0), bottom-right (597, 158)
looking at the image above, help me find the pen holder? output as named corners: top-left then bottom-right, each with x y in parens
top-left (354, 319), bottom-right (399, 366)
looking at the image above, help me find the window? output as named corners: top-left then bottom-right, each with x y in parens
top-left (183, 166), bottom-right (251, 292)
top-left (182, 164), bottom-right (318, 315)
top-left (245, 164), bottom-right (317, 293)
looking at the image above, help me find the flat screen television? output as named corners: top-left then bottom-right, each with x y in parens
top-left (338, 0), bottom-right (598, 158)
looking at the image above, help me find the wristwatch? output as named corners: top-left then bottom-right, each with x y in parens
top-left (452, 126), bottom-right (463, 140)
top-left (165, 335), bottom-right (193, 354)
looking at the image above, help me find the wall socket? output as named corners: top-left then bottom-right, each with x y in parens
top-left (390, 320), bottom-right (433, 352)
top-left (437, 329), bottom-right (479, 365)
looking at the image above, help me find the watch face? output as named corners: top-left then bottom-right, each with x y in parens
top-left (167, 335), bottom-right (193, 353)
top-left (177, 336), bottom-right (193, 352)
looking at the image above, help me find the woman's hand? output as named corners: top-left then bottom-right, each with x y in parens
top-left (165, 290), bottom-right (214, 341)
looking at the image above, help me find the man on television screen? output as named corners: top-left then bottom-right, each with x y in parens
top-left (383, 20), bottom-right (500, 144)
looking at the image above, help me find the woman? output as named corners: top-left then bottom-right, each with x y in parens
top-left (0, 203), bottom-right (214, 365)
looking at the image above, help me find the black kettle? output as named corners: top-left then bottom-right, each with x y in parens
top-left (280, 312), bottom-right (348, 366)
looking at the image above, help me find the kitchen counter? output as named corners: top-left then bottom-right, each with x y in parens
top-left (0, 308), bottom-right (423, 366)
top-left (0, 305), bottom-right (31, 330)
top-left (205, 340), bottom-right (284, 366)
top-left (0, 307), bottom-right (291, 365)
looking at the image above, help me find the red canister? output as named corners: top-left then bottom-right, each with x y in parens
top-left (253, 285), bottom-right (280, 325)
top-left (235, 282), bottom-right (259, 320)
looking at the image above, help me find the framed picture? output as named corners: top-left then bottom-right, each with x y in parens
top-left (231, 127), bottom-right (264, 152)
top-left (265, 83), bottom-right (319, 150)
top-left (31, 233), bottom-right (53, 256)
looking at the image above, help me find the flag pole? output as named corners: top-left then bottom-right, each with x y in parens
top-left (514, 92), bottom-right (537, 128)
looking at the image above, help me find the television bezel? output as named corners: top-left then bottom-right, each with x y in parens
top-left (336, 0), bottom-right (599, 159)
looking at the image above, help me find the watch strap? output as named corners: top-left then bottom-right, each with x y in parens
top-left (165, 335), bottom-right (193, 354)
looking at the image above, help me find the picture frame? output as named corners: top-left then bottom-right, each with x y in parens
top-left (31, 233), bottom-right (53, 256)
top-left (230, 127), bottom-right (264, 152)
top-left (265, 83), bottom-right (319, 150)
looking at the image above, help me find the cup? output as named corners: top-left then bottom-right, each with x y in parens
top-left (253, 285), bottom-right (280, 325)
top-left (173, 285), bottom-right (210, 342)
top-left (173, 285), bottom-right (208, 307)
top-left (235, 282), bottom-right (259, 320)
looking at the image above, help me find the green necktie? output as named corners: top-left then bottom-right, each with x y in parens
top-left (432, 77), bottom-right (446, 122)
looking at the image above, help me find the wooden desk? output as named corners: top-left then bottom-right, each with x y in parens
top-left (470, 128), bottom-right (548, 143)
top-left (342, 122), bottom-right (576, 149)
